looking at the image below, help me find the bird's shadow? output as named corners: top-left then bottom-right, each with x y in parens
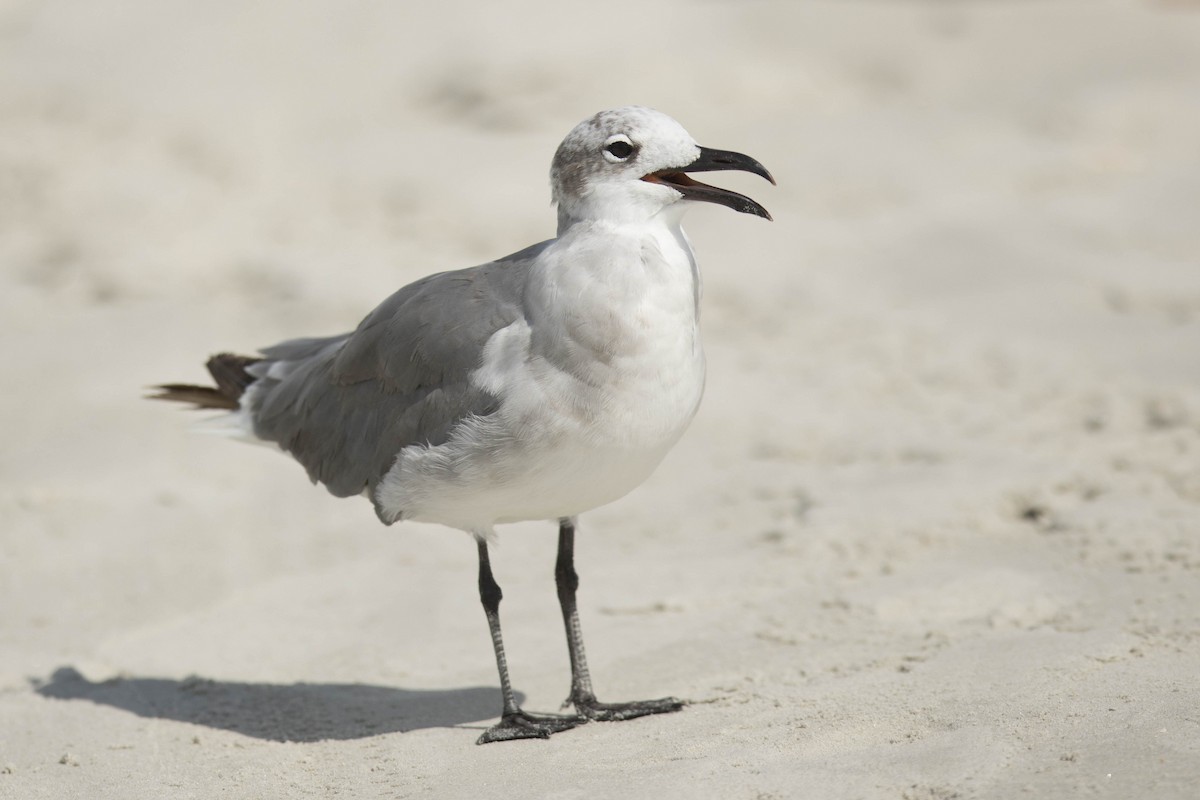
top-left (33, 667), bottom-right (514, 742)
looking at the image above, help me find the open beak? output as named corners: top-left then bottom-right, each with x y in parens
top-left (642, 146), bottom-right (776, 220)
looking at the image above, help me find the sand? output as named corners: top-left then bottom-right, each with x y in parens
top-left (2, 1), bottom-right (1199, 797)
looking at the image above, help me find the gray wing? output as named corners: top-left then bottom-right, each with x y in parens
top-left (247, 242), bottom-right (545, 515)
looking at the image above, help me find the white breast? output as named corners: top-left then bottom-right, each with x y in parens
top-left (374, 218), bottom-right (705, 533)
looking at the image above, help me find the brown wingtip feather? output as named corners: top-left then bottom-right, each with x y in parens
top-left (205, 353), bottom-right (261, 397)
top-left (147, 384), bottom-right (242, 410)
top-left (149, 353), bottom-right (262, 411)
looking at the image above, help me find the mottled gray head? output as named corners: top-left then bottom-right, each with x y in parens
top-left (550, 106), bottom-right (775, 230)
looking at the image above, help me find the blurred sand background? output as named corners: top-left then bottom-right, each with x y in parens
top-left (2, 0), bottom-right (1199, 797)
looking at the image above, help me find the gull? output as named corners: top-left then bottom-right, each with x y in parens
top-left (152, 106), bottom-right (774, 743)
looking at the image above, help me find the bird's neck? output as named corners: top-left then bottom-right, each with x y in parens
top-left (556, 201), bottom-right (688, 237)
top-left (547, 213), bottom-right (699, 312)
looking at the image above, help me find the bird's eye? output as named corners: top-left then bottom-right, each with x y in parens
top-left (604, 140), bottom-right (635, 160)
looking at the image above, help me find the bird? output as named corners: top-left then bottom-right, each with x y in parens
top-left (151, 106), bottom-right (774, 744)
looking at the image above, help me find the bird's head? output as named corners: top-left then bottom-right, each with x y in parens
top-left (551, 106), bottom-right (775, 231)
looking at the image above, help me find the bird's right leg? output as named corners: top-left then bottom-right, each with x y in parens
top-left (555, 517), bottom-right (685, 721)
top-left (474, 538), bottom-right (585, 744)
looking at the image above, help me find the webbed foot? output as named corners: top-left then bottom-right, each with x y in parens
top-left (476, 709), bottom-right (586, 744)
top-left (571, 693), bottom-right (686, 722)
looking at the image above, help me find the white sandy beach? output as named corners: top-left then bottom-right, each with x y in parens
top-left (2, 1), bottom-right (1199, 797)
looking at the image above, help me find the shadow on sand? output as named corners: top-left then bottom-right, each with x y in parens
top-left (33, 666), bottom-right (513, 742)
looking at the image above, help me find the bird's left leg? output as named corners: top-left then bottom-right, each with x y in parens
top-left (555, 517), bottom-right (685, 721)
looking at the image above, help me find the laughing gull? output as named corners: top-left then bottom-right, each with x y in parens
top-left (152, 106), bottom-right (774, 743)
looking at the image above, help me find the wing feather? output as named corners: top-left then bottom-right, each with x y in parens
top-left (246, 249), bottom-right (540, 508)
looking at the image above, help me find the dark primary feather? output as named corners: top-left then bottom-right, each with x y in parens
top-left (150, 383), bottom-right (239, 410)
top-left (207, 353), bottom-right (262, 397)
top-left (150, 354), bottom-right (261, 410)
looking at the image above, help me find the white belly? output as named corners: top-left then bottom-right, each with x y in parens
top-left (386, 424), bottom-right (687, 530)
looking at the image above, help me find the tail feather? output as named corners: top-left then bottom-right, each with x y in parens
top-left (150, 353), bottom-right (262, 411)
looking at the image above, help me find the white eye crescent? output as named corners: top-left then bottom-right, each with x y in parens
top-left (603, 135), bottom-right (636, 162)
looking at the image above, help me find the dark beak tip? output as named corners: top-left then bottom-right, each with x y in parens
top-left (673, 146), bottom-right (776, 220)
top-left (690, 146), bottom-right (777, 185)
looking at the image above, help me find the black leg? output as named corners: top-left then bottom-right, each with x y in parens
top-left (555, 517), bottom-right (686, 721)
top-left (475, 539), bottom-right (584, 744)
